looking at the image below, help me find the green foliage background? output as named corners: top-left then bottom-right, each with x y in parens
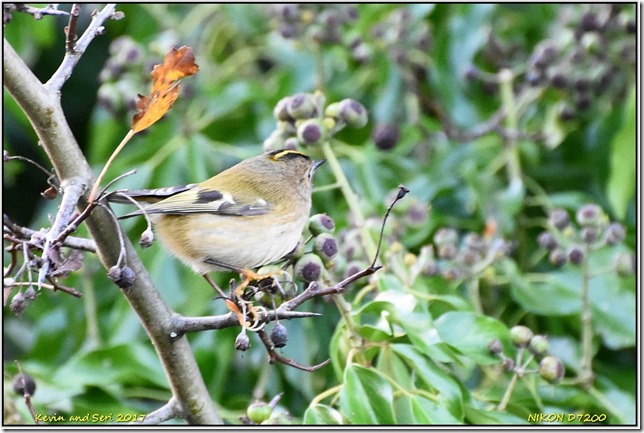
top-left (3, 4), bottom-right (637, 425)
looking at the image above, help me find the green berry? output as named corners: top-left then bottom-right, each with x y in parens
top-left (488, 339), bottom-right (503, 355)
top-left (273, 97), bottom-right (293, 121)
top-left (313, 233), bottom-right (338, 260)
top-left (434, 227), bottom-right (458, 246)
top-left (373, 123), bottom-right (400, 151)
top-left (263, 130), bottom-right (286, 152)
top-left (510, 325), bottom-right (534, 347)
top-left (580, 227), bottom-right (598, 244)
top-left (438, 244), bottom-right (457, 260)
top-left (294, 254), bottom-right (323, 283)
top-left (537, 231), bottom-right (558, 250)
top-left (567, 246), bottom-right (585, 265)
top-left (548, 208), bottom-right (570, 230)
top-left (457, 250), bottom-right (479, 267)
top-left (286, 93), bottom-right (317, 119)
top-left (529, 335), bottom-right (550, 357)
top-left (338, 98), bottom-right (368, 128)
top-left (324, 102), bottom-right (341, 119)
top-left (549, 248), bottom-right (567, 267)
top-left (539, 356), bottom-right (565, 384)
top-left (297, 119), bottom-right (326, 145)
top-left (605, 222), bottom-right (626, 245)
top-left (463, 232), bottom-right (486, 253)
top-left (283, 137), bottom-right (300, 150)
top-left (576, 204), bottom-right (602, 227)
top-left (442, 266), bottom-right (461, 281)
top-left (309, 213), bottom-right (335, 235)
top-left (614, 252), bottom-right (634, 277)
top-left (503, 358), bottom-right (515, 371)
top-left (247, 402), bottom-right (272, 424)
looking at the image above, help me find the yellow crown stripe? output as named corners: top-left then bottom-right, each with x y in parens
top-left (269, 149), bottom-right (308, 161)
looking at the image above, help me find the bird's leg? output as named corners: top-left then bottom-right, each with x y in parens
top-left (203, 258), bottom-right (282, 297)
top-left (203, 274), bottom-right (228, 299)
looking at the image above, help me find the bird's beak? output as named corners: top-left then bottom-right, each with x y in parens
top-left (312, 159), bottom-right (326, 172)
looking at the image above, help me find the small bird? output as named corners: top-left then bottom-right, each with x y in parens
top-left (114, 149), bottom-right (324, 293)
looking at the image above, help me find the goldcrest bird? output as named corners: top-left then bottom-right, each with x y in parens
top-left (116, 149), bottom-right (324, 278)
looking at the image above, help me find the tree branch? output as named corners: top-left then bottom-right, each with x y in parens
top-left (4, 36), bottom-right (222, 425)
top-left (45, 4), bottom-right (118, 92)
top-left (3, 214), bottom-right (97, 253)
top-left (170, 309), bottom-right (321, 336)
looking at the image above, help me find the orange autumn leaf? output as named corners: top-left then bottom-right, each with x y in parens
top-left (131, 45), bottom-right (199, 133)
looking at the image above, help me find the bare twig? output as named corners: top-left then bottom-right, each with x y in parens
top-left (45, 277), bottom-right (83, 298)
top-left (3, 214), bottom-right (97, 253)
top-left (10, 3), bottom-right (69, 20)
top-left (65, 4), bottom-right (81, 53)
top-left (3, 237), bottom-right (20, 277)
top-left (38, 177), bottom-right (87, 288)
top-left (45, 4), bottom-right (118, 91)
top-left (14, 362), bottom-right (38, 425)
top-left (96, 202), bottom-right (128, 268)
top-left (4, 154), bottom-right (56, 182)
top-left (372, 185), bottom-right (409, 268)
top-left (257, 328), bottom-right (331, 372)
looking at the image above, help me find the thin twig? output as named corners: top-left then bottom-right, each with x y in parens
top-left (65, 4), bottom-right (81, 53)
top-left (97, 169), bottom-right (137, 200)
top-left (44, 277), bottom-right (83, 298)
top-left (4, 154), bottom-right (55, 181)
top-left (14, 361), bottom-right (38, 425)
top-left (4, 214), bottom-right (97, 253)
top-left (257, 328), bottom-right (331, 372)
top-left (45, 4), bottom-right (118, 92)
top-left (12, 3), bottom-right (69, 20)
top-left (96, 202), bottom-right (128, 268)
top-left (372, 185), bottom-right (409, 269)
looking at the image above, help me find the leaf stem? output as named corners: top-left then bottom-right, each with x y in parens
top-left (88, 129), bottom-right (135, 202)
top-left (498, 69), bottom-right (522, 184)
top-left (578, 243), bottom-right (594, 388)
top-left (497, 372), bottom-right (519, 411)
top-left (320, 140), bottom-right (377, 260)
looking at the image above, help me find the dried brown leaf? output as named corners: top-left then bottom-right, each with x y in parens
top-left (131, 45), bottom-right (199, 133)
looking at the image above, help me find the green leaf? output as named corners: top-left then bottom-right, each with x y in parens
top-left (52, 344), bottom-right (167, 390)
top-left (304, 404), bottom-right (344, 425)
top-left (606, 85), bottom-right (635, 219)
top-left (339, 365), bottom-right (396, 424)
top-left (464, 405), bottom-right (529, 424)
top-left (434, 312), bottom-right (509, 364)
top-left (505, 261), bottom-right (581, 315)
top-left (395, 394), bottom-right (461, 424)
top-left (590, 270), bottom-right (635, 350)
top-left (392, 344), bottom-right (463, 419)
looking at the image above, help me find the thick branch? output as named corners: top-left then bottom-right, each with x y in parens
top-left (4, 38), bottom-right (221, 425)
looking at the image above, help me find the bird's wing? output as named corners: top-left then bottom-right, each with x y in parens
top-left (119, 186), bottom-right (271, 219)
top-left (107, 184), bottom-right (197, 204)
